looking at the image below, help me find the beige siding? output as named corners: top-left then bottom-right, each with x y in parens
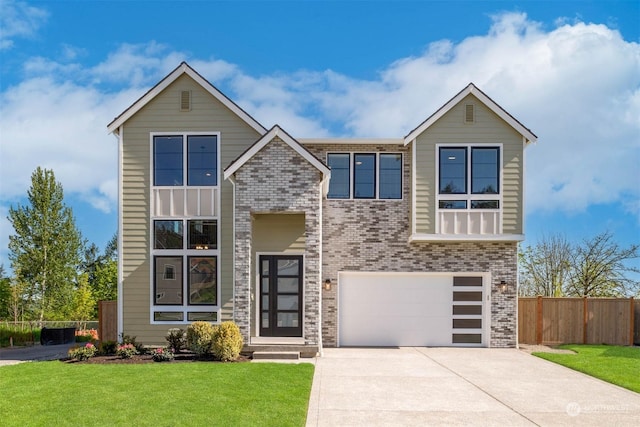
top-left (249, 213), bottom-right (306, 336)
top-left (121, 74), bottom-right (261, 344)
top-left (414, 94), bottom-right (524, 235)
top-left (252, 213), bottom-right (306, 254)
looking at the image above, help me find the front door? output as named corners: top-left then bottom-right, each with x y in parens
top-left (259, 255), bottom-right (303, 337)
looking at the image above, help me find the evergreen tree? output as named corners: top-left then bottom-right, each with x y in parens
top-left (7, 167), bottom-right (82, 321)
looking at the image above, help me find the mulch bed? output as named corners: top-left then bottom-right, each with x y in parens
top-left (63, 352), bottom-right (251, 364)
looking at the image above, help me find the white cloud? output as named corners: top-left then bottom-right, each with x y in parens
top-left (1, 11), bottom-right (638, 245)
top-left (0, 0), bottom-right (48, 50)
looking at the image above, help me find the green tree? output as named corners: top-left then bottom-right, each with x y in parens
top-left (518, 234), bottom-right (572, 296)
top-left (0, 265), bottom-right (11, 320)
top-left (7, 167), bottom-right (83, 321)
top-left (70, 274), bottom-right (96, 328)
top-left (81, 233), bottom-right (117, 316)
top-left (92, 259), bottom-right (117, 302)
top-left (566, 231), bottom-right (639, 297)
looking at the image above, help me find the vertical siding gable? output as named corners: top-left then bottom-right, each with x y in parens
top-left (414, 94), bottom-right (524, 236)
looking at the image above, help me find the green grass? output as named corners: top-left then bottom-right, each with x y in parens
top-left (0, 361), bottom-right (314, 426)
top-left (534, 345), bottom-right (640, 393)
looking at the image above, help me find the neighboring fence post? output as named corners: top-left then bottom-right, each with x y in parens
top-left (630, 297), bottom-right (635, 346)
top-left (536, 296), bottom-right (543, 345)
top-left (583, 297), bottom-right (588, 344)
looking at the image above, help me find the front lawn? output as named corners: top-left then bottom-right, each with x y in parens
top-left (0, 361), bottom-right (314, 426)
top-left (533, 344), bottom-right (640, 393)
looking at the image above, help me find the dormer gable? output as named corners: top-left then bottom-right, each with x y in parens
top-left (404, 83), bottom-right (537, 145)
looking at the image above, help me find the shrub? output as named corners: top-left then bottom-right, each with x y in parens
top-left (186, 321), bottom-right (214, 357)
top-left (68, 342), bottom-right (97, 361)
top-left (98, 340), bottom-right (117, 356)
top-left (165, 328), bottom-right (185, 353)
top-left (121, 334), bottom-right (145, 354)
top-left (152, 347), bottom-right (175, 362)
top-left (211, 321), bottom-right (244, 362)
top-left (116, 343), bottom-right (139, 359)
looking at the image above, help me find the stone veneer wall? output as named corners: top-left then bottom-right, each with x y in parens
top-left (232, 138), bottom-right (322, 346)
top-left (306, 143), bottom-right (518, 348)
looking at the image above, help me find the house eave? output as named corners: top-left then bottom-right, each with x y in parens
top-left (403, 83), bottom-right (537, 145)
top-left (223, 125), bottom-right (331, 180)
top-left (107, 62), bottom-right (266, 136)
top-left (299, 138), bottom-right (404, 145)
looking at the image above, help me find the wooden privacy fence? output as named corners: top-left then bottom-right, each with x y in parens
top-left (518, 297), bottom-right (637, 346)
top-left (98, 301), bottom-right (117, 342)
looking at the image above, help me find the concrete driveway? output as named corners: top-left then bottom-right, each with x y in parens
top-left (306, 347), bottom-right (640, 426)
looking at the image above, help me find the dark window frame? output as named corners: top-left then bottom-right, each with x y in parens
top-left (327, 152), bottom-right (403, 200)
top-left (153, 133), bottom-right (219, 188)
top-left (353, 153), bottom-right (377, 199)
top-left (187, 256), bottom-right (217, 305)
top-left (154, 256), bottom-right (184, 306)
top-left (378, 153), bottom-right (403, 199)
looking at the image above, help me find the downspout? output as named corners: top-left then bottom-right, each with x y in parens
top-left (115, 126), bottom-right (124, 341)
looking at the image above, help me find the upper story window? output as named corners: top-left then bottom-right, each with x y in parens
top-left (438, 146), bottom-right (500, 208)
top-left (327, 152), bottom-right (402, 200)
top-left (153, 135), bottom-right (218, 186)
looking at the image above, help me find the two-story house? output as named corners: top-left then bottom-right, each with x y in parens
top-left (107, 62), bottom-right (536, 356)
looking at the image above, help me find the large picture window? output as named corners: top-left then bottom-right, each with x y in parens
top-left (188, 257), bottom-right (217, 305)
top-left (327, 152), bottom-right (402, 199)
top-left (439, 148), bottom-right (467, 194)
top-left (154, 136), bottom-right (183, 186)
top-left (471, 148), bottom-right (499, 194)
top-left (154, 257), bottom-right (183, 305)
top-left (187, 135), bottom-right (218, 186)
top-left (153, 134), bottom-right (218, 187)
top-left (438, 146), bottom-right (500, 210)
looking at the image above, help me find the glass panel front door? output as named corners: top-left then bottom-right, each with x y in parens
top-left (259, 255), bottom-right (303, 337)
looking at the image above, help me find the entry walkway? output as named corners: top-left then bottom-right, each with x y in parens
top-left (306, 347), bottom-right (640, 426)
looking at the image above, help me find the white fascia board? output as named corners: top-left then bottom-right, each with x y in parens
top-left (409, 233), bottom-right (525, 243)
top-left (224, 126), bottom-right (331, 180)
top-left (299, 138), bottom-right (403, 145)
top-left (107, 62), bottom-right (266, 136)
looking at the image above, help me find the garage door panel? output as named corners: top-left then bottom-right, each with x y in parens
top-left (339, 273), bottom-right (487, 347)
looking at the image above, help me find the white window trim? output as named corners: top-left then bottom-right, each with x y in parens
top-left (149, 131), bottom-right (221, 324)
top-left (326, 152), bottom-right (404, 200)
top-left (435, 143), bottom-right (504, 235)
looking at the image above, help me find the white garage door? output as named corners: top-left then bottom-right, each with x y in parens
top-left (338, 272), bottom-right (488, 347)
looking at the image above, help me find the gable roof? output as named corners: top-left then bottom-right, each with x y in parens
top-left (403, 83), bottom-right (537, 145)
top-left (107, 62), bottom-right (266, 135)
top-left (223, 125), bottom-right (331, 180)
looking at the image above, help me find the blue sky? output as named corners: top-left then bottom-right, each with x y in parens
top-left (0, 0), bottom-right (639, 272)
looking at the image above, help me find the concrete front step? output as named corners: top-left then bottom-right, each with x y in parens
top-left (252, 351), bottom-right (300, 360)
top-left (243, 344), bottom-right (319, 358)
